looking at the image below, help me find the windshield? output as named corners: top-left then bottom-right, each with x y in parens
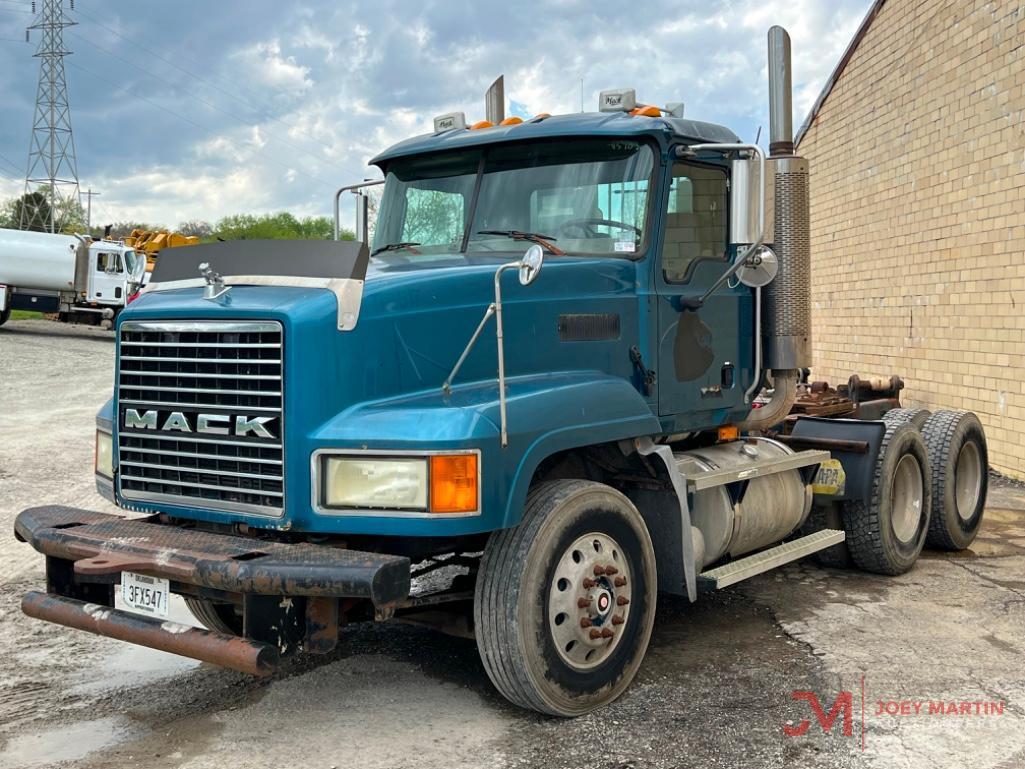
top-left (372, 138), bottom-right (656, 261)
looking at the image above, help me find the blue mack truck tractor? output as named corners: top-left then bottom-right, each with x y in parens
top-left (15, 27), bottom-right (989, 716)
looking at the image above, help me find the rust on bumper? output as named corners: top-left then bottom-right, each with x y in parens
top-left (22, 590), bottom-right (279, 676)
top-left (15, 505), bottom-right (411, 606)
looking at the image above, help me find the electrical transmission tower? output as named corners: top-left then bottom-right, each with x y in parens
top-left (21, 0), bottom-right (80, 233)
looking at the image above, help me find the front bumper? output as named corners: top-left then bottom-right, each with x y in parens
top-left (14, 505), bottom-right (411, 674)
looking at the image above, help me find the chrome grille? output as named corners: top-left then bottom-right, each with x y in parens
top-left (116, 320), bottom-right (284, 516)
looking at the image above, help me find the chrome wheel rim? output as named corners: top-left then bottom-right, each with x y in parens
top-left (548, 532), bottom-right (632, 670)
top-left (955, 441), bottom-right (983, 521)
top-left (891, 453), bottom-right (924, 543)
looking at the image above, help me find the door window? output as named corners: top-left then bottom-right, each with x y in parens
top-left (661, 163), bottom-right (727, 283)
top-left (96, 252), bottom-right (123, 273)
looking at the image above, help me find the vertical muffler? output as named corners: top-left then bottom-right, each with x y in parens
top-left (764, 25), bottom-right (812, 372)
top-left (738, 25), bottom-right (810, 430)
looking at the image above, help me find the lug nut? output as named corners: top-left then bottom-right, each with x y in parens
top-left (604, 565), bottom-right (619, 576)
top-left (600, 628), bottom-right (614, 639)
top-left (582, 578), bottom-right (597, 589)
top-left (614, 576), bottom-right (627, 587)
top-left (579, 617), bottom-right (593, 628)
top-left (577, 597), bottom-right (592, 608)
top-left (589, 628), bottom-right (603, 640)
top-left (593, 565), bottom-right (606, 576)
top-left (611, 615), bottom-right (625, 626)
top-left (616, 596), bottom-right (630, 606)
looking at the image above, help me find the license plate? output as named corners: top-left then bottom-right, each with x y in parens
top-left (121, 571), bottom-right (169, 617)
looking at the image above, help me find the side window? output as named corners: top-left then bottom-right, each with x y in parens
top-left (661, 163), bottom-right (727, 283)
top-left (402, 188), bottom-right (465, 247)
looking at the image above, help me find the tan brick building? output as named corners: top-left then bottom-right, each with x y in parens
top-left (797, 0), bottom-right (1025, 477)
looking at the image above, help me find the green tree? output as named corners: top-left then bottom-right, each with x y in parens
top-left (213, 211), bottom-right (351, 241)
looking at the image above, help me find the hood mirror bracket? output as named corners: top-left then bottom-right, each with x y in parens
top-left (442, 245), bottom-right (545, 447)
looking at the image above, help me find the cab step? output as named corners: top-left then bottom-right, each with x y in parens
top-left (697, 529), bottom-right (845, 590)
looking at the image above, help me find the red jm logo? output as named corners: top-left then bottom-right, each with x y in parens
top-left (784, 691), bottom-right (854, 737)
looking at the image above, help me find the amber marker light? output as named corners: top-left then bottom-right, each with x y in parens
top-left (430, 454), bottom-right (479, 514)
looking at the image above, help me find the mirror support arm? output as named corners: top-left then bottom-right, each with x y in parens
top-left (675, 143), bottom-right (766, 311)
top-left (442, 261), bottom-right (524, 448)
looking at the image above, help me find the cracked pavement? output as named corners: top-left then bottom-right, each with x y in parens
top-left (1, 318), bottom-right (1023, 769)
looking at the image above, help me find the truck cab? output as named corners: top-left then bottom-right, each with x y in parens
top-left (14, 27), bottom-right (990, 716)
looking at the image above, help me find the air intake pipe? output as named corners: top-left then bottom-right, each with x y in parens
top-left (740, 26), bottom-right (810, 431)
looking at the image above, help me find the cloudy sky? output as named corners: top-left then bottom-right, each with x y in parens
top-left (0, 0), bottom-right (872, 229)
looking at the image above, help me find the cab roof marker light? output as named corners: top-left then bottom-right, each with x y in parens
top-left (470, 120), bottom-right (495, 130)
top-left (598, 88), bottom-right (636, 112)
top-left (433, 112), bottom-right (467, 133)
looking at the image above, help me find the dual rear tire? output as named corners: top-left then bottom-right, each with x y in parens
top-left (837, 409), bottom-right (988, 574)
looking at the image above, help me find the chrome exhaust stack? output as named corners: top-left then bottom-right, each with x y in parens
top-left (738, 26), bottom-right (810, 430)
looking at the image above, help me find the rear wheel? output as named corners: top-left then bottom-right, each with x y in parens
top-left (883, 407), bottom-right (931, 430)
top-left (184, 597), bottom-right (243, 635)
top-left (0, 306), bottom-right (10, 327)
top-left (474, 480), bottom-right (656, 716)
top-left (844, 422), bottom-right (931, 575)
top-left (921, 410), bottom-right (988, 550)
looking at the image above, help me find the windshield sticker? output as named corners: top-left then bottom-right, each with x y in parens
top-left (614, 241), bottom-right (636, 253)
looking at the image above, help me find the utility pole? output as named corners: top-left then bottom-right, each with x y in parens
top-left (21, 0), bottom-right (80, 234)
top-left (82, 187), bottom-right (99, 230)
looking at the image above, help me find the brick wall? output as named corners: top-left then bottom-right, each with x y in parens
top-left (798, 0), bottom-right (1025, 477)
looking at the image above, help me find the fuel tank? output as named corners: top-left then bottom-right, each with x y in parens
top-left (677, 438), bottom-right (812, 569)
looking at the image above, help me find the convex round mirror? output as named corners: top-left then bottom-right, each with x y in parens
top-left (737, 245), bottom-right (778, 288)
top-left (519, 244), bottom-right (544, 286)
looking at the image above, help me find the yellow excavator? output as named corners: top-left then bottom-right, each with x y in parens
top-left (123, 230), bottom-right (200, 273)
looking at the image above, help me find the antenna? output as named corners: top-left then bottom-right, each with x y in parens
top-left (21, 0), bottom-right (80, 233)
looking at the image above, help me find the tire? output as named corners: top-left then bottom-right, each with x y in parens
top-left (0, 306), bottom-right (10, 327)
top-left (920, 410), bottom-right (988, 550)
top-left (474, 480), bottom-right (657, 716)
top-left (184, 597), bottom-right (243, 635)
top-left (843, 422), bottom-right (931, 575)
top-left (801, 502), bottom-right (853, 568)
top-left (883, 407), bottom-right (931, 430)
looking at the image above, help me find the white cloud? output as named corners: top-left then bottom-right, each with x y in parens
top-left (233, 40), bottom-right (313, 95)
top-left (3, 0), bottom-right (873, 229)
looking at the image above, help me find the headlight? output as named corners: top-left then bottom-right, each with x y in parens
top-left (317, 452), bottom-right (480, 514)
top-left (323, 457), bottom-right (429, 511)
top-left (95, 430), bottom-right (114, 480)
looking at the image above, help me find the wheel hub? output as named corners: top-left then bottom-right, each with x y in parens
top-left (548, 532), bottom-right (632, 670)
top-left (955, 441), bottom-right (983, 521)
top-left (891, 453), bottom-right (924, 543)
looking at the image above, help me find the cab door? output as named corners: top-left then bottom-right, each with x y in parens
top-left (88, 249), bottom-right (126, 305)
top-left (654, 160), bottom-right (752, 425)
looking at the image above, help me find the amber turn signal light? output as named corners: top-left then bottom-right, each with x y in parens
top-left (430, 454), bottom-right (479, 514)
top-left (717, 425), bottom-right (739, 443)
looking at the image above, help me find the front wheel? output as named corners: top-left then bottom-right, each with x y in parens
top-left (184, 597), bottom-right (243, 635)
top-left (474, 480), bottom-right (657, 716)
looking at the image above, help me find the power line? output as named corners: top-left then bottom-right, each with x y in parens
top-left (66, 28), bottom-right (346, 178)
top-left (67, 60), bottom-right (340, 194)
top-left (71, 5), bottom-right (347, 165)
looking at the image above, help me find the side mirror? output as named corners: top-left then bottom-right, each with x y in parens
top-left (737, 245), bottom-right (778, 288)
top-left (518, 244), bottom-right (544, 286)
top-left (730, 156), bottom-right (770, 247)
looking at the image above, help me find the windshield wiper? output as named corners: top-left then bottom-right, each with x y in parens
top-left (371, 241), bottom-right (421, 256)
top-left (475, 230), bottom-right (566, 256)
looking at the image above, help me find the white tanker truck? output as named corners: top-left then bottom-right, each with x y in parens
top-left (0, 228), bottom-right (146, 329)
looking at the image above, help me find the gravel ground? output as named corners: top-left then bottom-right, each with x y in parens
top-left (1, 317), bottom-right (1024, 769)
